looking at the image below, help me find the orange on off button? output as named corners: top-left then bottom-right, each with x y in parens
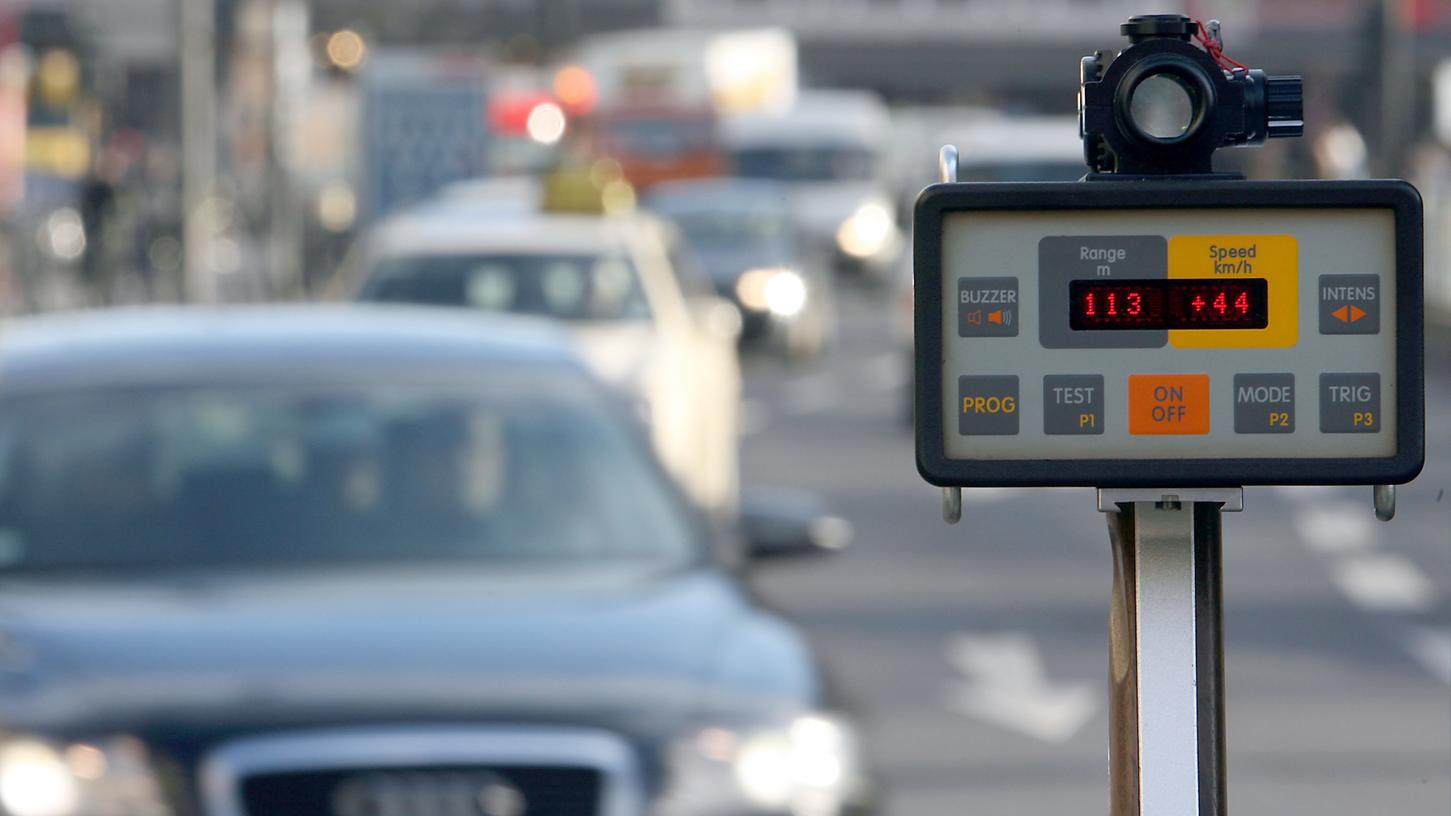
top-left (1129, 374), bottom-right (1210, 435)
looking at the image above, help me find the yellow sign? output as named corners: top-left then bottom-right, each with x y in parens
top-left (1168, 234), bottom-right (1298, 348)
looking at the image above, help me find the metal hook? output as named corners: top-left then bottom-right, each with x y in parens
top-left (1373, 484), bottom-right (1396, 522)
top-left (943, 487), bottom-right (962, 525)
top-left (939, 145), bottom-right (958, 184)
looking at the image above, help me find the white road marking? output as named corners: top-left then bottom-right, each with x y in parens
top-left (1330, 554), bottom-right (1437, 613)
top-left (1292, 501), bottom-right (1377, 554)
top-left (740, 399), bottom-right (771, 437)
top-left (1400, 627), bottom-right (1451, 687)
top-left (784, 372), bottom-right (837, 416)
top-left (944, 633), bottom-right (1098, 743)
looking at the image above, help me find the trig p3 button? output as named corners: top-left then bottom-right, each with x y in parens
top-left (1320, 373), bottom-right (1380, 433)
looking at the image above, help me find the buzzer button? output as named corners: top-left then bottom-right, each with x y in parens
top-left (958, 277), bottom-right (1019, 338)
top-left (1129, 374), bottom-right (1210, 435)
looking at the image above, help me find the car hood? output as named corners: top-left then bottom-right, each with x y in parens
top-left (0, 566), bottom-right (814, 742)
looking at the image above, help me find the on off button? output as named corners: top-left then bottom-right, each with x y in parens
top-left (1129, 374), bottom-right (1210, 435)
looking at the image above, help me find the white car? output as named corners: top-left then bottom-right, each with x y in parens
top-left (722, 89), bottom-right (903, 280)
top-left (344, 206), bottom-right (743, 517)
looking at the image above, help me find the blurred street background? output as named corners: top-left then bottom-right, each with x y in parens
top-left (0, 0), bottom-right (1447, 814)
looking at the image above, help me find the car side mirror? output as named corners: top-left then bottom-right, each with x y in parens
top-left (740, 486), bottom-right (852, 560)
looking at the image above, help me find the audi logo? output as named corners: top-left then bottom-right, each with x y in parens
top-left (331, 770), bottom-right (527, 816)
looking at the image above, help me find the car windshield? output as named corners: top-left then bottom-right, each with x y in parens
top-left (731, 146), bottom-right (877, 181)
top-left (361, 253), bottom-right (652, 321)
top-left (665, 209), bottom-right (791, 249)
top-left (0, 376), bottom-right (697, 574)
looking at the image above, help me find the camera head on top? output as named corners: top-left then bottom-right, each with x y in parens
top-left (1079, 14), bottom-right (1304, 176)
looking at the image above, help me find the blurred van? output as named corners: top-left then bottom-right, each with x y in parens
top-left (722, 90), bottom-right (902, 281)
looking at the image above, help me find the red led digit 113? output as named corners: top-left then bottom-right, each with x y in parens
top-left (1069, 279), bottom-right (1269, 330)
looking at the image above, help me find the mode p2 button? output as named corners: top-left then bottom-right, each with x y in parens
top-left (959, 375), bottom-right (1019, 435)
top-left (1129, 374), bottom-right (1210, 435)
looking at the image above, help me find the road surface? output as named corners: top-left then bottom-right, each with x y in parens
top-left (742, 286), bottom-right (1450, 815)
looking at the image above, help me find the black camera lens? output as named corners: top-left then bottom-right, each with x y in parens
top-left (1127, 73), bottom-right (1197, 141)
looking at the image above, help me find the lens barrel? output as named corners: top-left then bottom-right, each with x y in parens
top-left (1264, 75), bottom-right (1305, 139)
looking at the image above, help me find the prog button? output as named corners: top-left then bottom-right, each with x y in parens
top-left (959, 376), bottom-right (1019, 435)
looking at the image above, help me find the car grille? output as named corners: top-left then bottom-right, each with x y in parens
top-left (200, 727), bottom-right (643, 816)
top-left (240, 765), bottom-right (601, 816)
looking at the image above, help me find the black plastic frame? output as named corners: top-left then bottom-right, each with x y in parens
top-left (914, 179), bottom-right (1425, 488)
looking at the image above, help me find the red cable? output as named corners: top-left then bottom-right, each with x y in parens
top-left (1193, 18), bottom-right (1250, 73)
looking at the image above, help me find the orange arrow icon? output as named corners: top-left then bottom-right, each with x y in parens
top-left (1331, 305), bottom-right (1366, 323)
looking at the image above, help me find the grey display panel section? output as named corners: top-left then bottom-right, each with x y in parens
top-left (939, 208), bottom-right (1397, 461)
top-left (1039, 235), bottom-right (1167, 347)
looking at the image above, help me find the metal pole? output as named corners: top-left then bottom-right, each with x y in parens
top-left (179, 0), bottom-right (217, 303)
top-left (1099, 488), bottom-right (1240, 816)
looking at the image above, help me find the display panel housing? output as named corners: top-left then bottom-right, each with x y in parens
top-left (914, 180), bottom-right (1424, 487)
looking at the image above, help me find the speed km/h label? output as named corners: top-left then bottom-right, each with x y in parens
top-left (1167, 234), bottom-right (1298, 348)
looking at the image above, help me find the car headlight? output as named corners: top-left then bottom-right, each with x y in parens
top-left (835, 203), bottom-right (896, 260)
top-left (736, 268), bottom-right (807, 318)
top-left (657, 713), bottom-right (866, 816)
top-left (0, 736), bottom-right (170, 816)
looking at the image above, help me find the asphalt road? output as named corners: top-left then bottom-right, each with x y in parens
top-left (740, 286), bottom-right (1451, 815)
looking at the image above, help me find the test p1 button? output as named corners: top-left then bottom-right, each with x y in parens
top-left (1044, 375), bottom-right (1105, 435)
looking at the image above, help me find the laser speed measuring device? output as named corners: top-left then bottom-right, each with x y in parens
top-left (914, 16), bottom-right (1425, 490)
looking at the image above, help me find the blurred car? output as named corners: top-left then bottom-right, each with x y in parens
top-left (348, 205), bottom-right (742, 518)
top-left (646, 179), bottom-right (834, 360)
top-left (722, 90), bottom-right (902, 281)
top-left (0, 306), bottom-right (872, 816)
top-left (897, 115), bottom-right (1084, 422)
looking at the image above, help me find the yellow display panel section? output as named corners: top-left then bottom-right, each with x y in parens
top-left (1168, 234), bottom-right (1298, 348)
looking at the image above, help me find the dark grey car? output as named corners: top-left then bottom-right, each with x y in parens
top-left (0, 307), bottom-right (870, 816)
top-left (646, 180), bottom-right (835, 361)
